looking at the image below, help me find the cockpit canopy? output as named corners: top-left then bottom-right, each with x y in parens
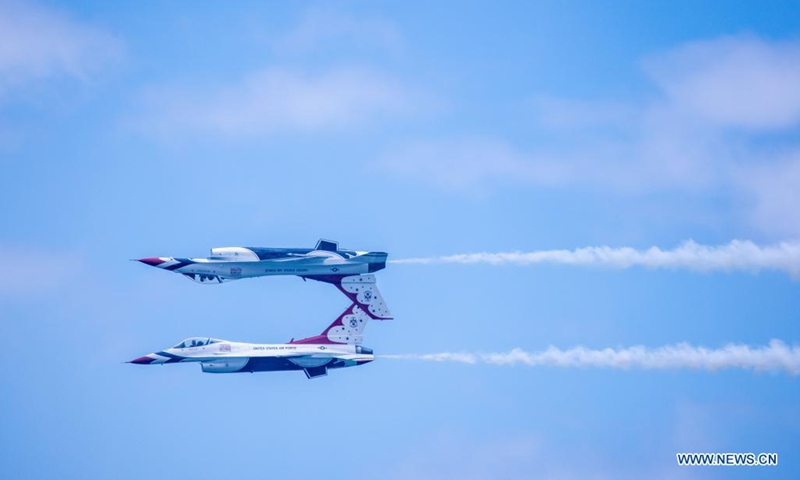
top-left (173, 337), bottom-right (221, 349)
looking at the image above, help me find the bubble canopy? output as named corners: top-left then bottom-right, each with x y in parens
top-left (173, 338), bottom-right (221, 349)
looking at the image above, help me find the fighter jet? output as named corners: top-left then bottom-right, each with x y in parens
top-left (135, 239), bottom-right (387, 285)
top-left (128, 274), bottom-right (389, 378)
top-left (128, 337), bottom-right (375, 379)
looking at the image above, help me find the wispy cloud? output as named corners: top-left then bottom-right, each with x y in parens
top-left (379, 135), bottom-right (655, 192)
top-left (737, 151), bottom-right (800, 238)
top-left (379, 36), bottom-right (800, 236)
top-left (383, 340), bottom-right (800, 375)
top-left (380, 136), bottom-right (573, 192)
top-left (645, 35), bottom-right (800, 130)
top-left (134, 66), bottom-right (419, 139)
top-left (131, 7), bottom-right (421, 141)
top-left (0, 0), bottom-right (122, 96)
top-left (392, 239), bottom-right (800, 277)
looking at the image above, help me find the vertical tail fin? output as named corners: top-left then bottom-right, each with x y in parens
top-left (290, 302), bottom-right (369, 345)
top-left (314, 239), bottom-right (339, 252)
top-left (303, 274), bottom-right (393, 320)
top-left (291, 273), bottom-right (392, 345)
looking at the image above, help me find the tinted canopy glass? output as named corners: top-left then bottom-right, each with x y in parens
top-left (172, 337), bottom-right (220, 349)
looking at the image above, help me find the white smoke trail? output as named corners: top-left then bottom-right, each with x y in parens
top-left (381, 340), bottom-right (800, 375)
top-left (389, 240), bottom-right (800, 277)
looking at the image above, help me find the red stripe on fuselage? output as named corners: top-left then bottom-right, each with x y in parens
top-left (129, 356), bottom-right (155, 364)
top-left (138, 258), bottom-right (166, 267)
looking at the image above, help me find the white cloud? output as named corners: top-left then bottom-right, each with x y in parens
top-left (380, 137), bottom-right (567, 191)
top-left (738, 152), bottom-right (800, 238)
top-left (645, 35), bottom-right (800, 130)
top-left (0, 0), bottom-right (122, 96)
top-left (391, 239), bottom-right (800, 277)
top-left (136, 66), bottom-right (417, 139)
top-left (131, 7), bottom-right (419, 140)
top-left (531, 95), bottom-right (639, 133)
top-left (273, 8), bottom-right (403, 55)
top-left (380, 35), bottom-right (800, 236)
top-left (379, 134), bottom-right (688, 192)
top-left (385, 339), bottom-right (800, 375)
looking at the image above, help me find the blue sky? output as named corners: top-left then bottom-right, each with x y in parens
top-left (1, 1), bottom-right (799, 478)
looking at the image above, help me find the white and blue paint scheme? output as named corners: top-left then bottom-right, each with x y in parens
top-left (128, 273), bottom-right (389, 379)
top-left (128, 337), bottom-right (375, 379)
top-left (136, 239), bottom-right (387, 284)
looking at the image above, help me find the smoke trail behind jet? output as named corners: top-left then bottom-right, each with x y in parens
top-left (390, 240), bottom-right (800, 277)
top-left (381, 340), bottom-right (800, 375)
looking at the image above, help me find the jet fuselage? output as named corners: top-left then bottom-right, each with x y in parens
top-left (137, 244), bottom-right (388, 284)
top-left (130, 338), bottom-right (374, 378)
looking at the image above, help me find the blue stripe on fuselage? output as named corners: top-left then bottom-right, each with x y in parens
top-left (156, 351), bottom-right (186, 363)
top-left (165, 259), bottom-right (194, 271)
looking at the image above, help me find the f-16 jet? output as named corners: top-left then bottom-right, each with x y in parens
top-left (135, 239), bottom-right (387, 284)
top-left (128, 275), bottom-right (388, 378)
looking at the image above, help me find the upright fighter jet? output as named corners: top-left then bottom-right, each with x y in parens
top-left (135, 239), bottom-right (387, 284)
top-left (128, 274), bottom-right (390, 379)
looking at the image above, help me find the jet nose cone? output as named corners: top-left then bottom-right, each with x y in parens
top-left (137, 257), bottom-right (164, 267)
top-left (128, 355), bottom-right (155, 365)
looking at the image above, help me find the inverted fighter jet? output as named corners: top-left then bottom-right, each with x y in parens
top-left (128, 274), bottom-right (389, 378)
top-left (135, 239), bottom-right (387, 284)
